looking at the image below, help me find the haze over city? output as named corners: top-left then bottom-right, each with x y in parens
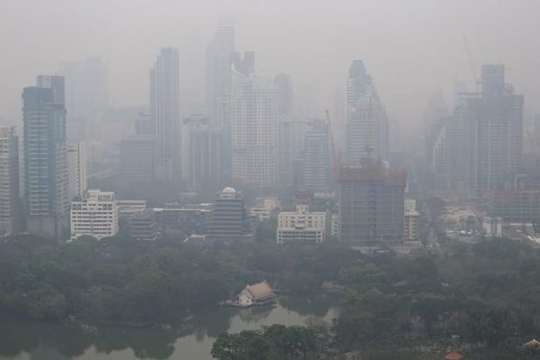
top-left (2, 0), bottom-right (540, 139)
top-left (2, 1), bottom-right (540, 360)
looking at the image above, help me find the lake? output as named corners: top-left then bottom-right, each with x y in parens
top-left (0, 294), bottom-right (340, 360)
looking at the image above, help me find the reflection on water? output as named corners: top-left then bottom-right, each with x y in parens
top-left (0, 294), bottom-right (340, 360)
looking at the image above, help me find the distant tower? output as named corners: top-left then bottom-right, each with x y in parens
top-left (274, 73), bottom-right (293, 114)
top-left (301, 120), bottom-right (331, 192)
top-left (205, 22), bottom-right (235, 126)
top-left (150, 47), bottom-right (180, 181)
top-left (0, 126), bottom-right (21, 236)
top-left (58, 57), bottom-right (109, 140)
top-left (23, 76), bottom-right (70, 239)
top-left (345, 60), bottom-right (389, 164)
top-left (337, 160), bottom-right (406, 244)
top-left (230, 60), bottom-right (278, 188)
top-left (67, 140), bottom-right (88, 199)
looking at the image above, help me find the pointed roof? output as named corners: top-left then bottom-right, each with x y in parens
top-left (445, 352), bottom-right (463, 360)
top-left (523, 339), bottom-right (540, 348)
top-left (245, 281), bottom-right (275, 300)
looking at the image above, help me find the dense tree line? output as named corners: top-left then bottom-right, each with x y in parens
top-left (2, 233), bottom-right (540, 359)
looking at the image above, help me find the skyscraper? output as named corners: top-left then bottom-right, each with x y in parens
top-left (274, 73), bottom-right (293, 114)
top-left (0, 126), bottom-right (20, 236)
top-left (443, 64), bottom-right (524, 196)
top-left (67, 140), bottom-right (88, 200)
top-left (337, 160), bottom-right (406, 244)
top-left (205, 23), bottom-right (235, 126)
top-left (150, 47), bottom-right (180, 181)
top-left (59, 57), bottom-right (108, 140)
top-left (301, 120), bottom-right (331, 192)
top-left (345, 60), bottom-right (389, 164)
top-left (230, 62), bottom-right (278, 188)
top-left (23, 76), bottom-right (70, 239)
top-left (120, 136), bottom-right (155, 184)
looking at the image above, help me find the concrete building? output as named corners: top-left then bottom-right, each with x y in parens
top-left (205, 22), bottom-right (235, 127)
top-left (404, 199), bottom-right (419, 241)
top-left (70, 190), bottom-right (118, 240)
top-left (277, 115), bottom-right (310, 186)
top-left (154, 202), bottom-right (212, 236)
top-left (301, 120), bottom-right (331, 192)
top-left (183, 115), bottom-right (224, 187)
top-left (345, 60), bottom-right (389, 164)
top-left (150, 47), bottom-right (180, 181)
top-left (443, 65), bottom-right (523, 196)
top-left (0, 127), bottom-right (20, 236)
top-left (117, 199), bottom-right (147, 219)
top-left (207, 187), bottom-right (253, 241)
top-left (230, 64), bottom-right (278, 188)
top-left (120, 136), bottom-right (155, 184)
top-left (23, 76), bottom-right (70, 239)
top-left (277, 205), bottom-right (326, 244)
top-left (67, 140), bottom-right (87, 200)
top-left (59, 57), bottom-right (109, 140)
top-left (337, 160), bottom-right (406, 244)
top-left (274, 73), bottom-right (293, 114)
top-left (126, 209), bottom-right (157, 241)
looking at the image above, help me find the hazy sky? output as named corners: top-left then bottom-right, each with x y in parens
top-left (2, 0), bottom-right (540, 137)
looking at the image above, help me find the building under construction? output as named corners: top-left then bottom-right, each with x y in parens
top-left (336, 160), bottom-right (407, 245)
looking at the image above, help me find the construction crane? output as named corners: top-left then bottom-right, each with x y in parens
top-left (463, 35), bottom-right (481, 94)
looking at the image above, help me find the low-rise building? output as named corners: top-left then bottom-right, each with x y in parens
top-left (277, 204), bottom-right (326, 244)
top-left (71, 190), bottom-right (118, 240)
top-left (126, 209), bottom-right (157, 241)
top-left (117, 199), bottom-right (147, 219)
top-left (238, 281), bottom-right (277, 307)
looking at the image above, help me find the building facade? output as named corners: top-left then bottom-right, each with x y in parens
top-left (277, 205), bottom-right (326, 244)
top-left (0, 127), bottom-right (20, 236)
top-left (337, 160), bottom-right (406, 244)
top-left (230, 66), bottom-right (278, 188)
top-left (404, 199), bottom-right (419, 241)
top-left (120, 136), bottom-right (155, 184)
top-left (71, 190), bottom-right (118, 240)
top-left (345, 60), bottom-right (389, 164)
top-left (301, 120), bottom-right (331, 192)
top-left (150, 47), bottom-right (180, 180)
top-left (274, 73), bottom-right (293, 115)
top-left (207, 187), bottom-right (252, 241)
top-left (67, 140), bottom-right (88, 200)
top-left (23, 76), bottom-right (70, 239)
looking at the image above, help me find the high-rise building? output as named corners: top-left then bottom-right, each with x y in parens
top-left (345, 60), bottom-right (389, 164)
top-left (230, 63), bottom-right (278, 188)
top-left (205, 23), bottom-right (235, 126)
top-left (184, 115), bottom-right (224, 188)
top-left (67, 140), bottom-right (88, 200)
top-left (277, 115), bottom-right (310, 186)
top-left (300, 120), bottom-right (331, 192)
top-left (443, 64), bottom-right (524, 196)
top-left (120, 136), bottom-right (155, 184)
top-left (70, 190), bottom-right (118, 240)
top-left (0, 126), bottom-right (20, 236)
top-left (59, 57), bottom-right (108, 140)
top-left (337, 160), bottom-right (406, 244)
top-left (404, 199), bottom-right (419, 241)
top-left (276, 205), bottom-right (326, 244)
top-left (23, 76), bottom-right (70, 239)
top-left (207, 187), bottom-right (253, 242)
top-left (150, 47), bottom-right (180, 181)
top-left (274, 73), bottom-right (293, 115)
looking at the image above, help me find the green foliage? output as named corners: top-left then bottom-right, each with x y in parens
top-left (211, 325), bottom-right (319, 360)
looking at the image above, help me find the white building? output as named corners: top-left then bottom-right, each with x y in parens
top-left (71, 190), bottom-right (118, 240)
top-left (230, 65), bottom-right (278, 188)
top-left (404, 199), bottom-right (419, 241)
top-left (67, 140), bottom-right (88, 200)
top-left (277, 205), bottom-right (326, 244)
top-left (0, 126), bottom-right (20, 236)
top-left (238, 281), bottom-right (276, 307)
